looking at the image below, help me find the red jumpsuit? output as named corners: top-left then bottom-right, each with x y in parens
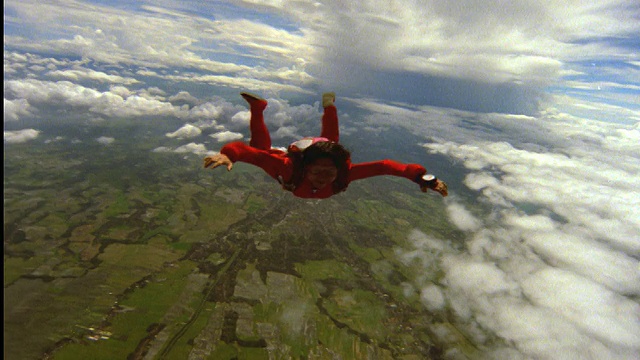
top-left (220, 101), bottom-right (427, 199)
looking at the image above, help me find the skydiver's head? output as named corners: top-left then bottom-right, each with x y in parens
top-left (302, 141), bottom-right (351, 191)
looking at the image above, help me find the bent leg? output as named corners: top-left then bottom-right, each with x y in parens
top-left (321, 93), bottom-right (339, 142)
top-left (242, 92), bottom-right (271, 150)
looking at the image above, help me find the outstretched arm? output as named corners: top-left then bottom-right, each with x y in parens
top-left (349, 160), bottom-right (448, 197)
top-left (204, 141), bottom-right (291, 181)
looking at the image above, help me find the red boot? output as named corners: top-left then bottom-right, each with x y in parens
top-left (241, 92), bottom-right (268, 111)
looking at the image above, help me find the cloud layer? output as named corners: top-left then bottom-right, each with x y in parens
top-left (5, 0), bottom-right (639, 114)
top-left (382, 97), bottom-right (639, 358)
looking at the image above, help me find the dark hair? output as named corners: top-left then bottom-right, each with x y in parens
top-left (302, 141), bottom-right (350, 167)
top-left (286, 141), bottom-right (351, 194)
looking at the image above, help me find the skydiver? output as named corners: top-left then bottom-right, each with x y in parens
top-left (204, 92), bottom-right (448, 199)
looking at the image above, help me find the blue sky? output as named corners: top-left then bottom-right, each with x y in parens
top-left (4, 1), bottom-right (640, 359)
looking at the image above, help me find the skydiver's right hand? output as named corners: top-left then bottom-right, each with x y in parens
top-left (203, 154), bottom-right (233, 171)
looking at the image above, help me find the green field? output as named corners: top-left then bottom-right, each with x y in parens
top-left (4, 136), bottom-right (476, 360)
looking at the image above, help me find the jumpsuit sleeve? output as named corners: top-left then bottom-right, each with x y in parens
top-left (348, 160), bottom-right (426, 184)
top-left (220, 142), bottom-right (292, 180)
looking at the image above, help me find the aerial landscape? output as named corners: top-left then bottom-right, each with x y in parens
top-left (5, 128), bottom-right (472, 359)
top-left (4, 0), bottom-right (639, 359)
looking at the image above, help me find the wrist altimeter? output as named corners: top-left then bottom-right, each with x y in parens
top-left (421, 174), bottom-right (438, 188)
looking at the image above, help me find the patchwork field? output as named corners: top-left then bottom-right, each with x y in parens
top-left (4, 138), bottom-right (473, 360)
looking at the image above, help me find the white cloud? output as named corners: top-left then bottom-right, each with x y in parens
top-left (160, 73), bottom-right (311, 94)
top-left (507, 214), bottom-right (640, 296)
top-left (383, 98), bottom-right (640, 358)
top-left (188, 102), bottom-right (223, 120)
top-left (487, 296), bottom-right (613, 359)
top-left (4, 79), bottom-right (184, 119)
top-left (397, 227), bottom-right (640, 359)
top-left (522, 268), bottom-right (640, 349)
top-left (174, 142), bottom-right (209, 155)
top-left (244, 0), bottom-right (639, 90)
top-left (137, 87), bottom-right (167, 101)
top-left (445, 201), bottom-right (482, 232)
top-left (109, 85), bottom-right (132, 99)
top-left (169, 91), bottom-right (200, 105)
top-left (46, 68), bottom-right (139, 84)
top-left (4, 0), bottom-right (316, 93)
top-left (272, 125), bottom-right (299, 140)
top-left (152, 146), bottom-right (171, 153)
top-left (210, 131), bottom-right (243, 143)
top-left (420, 284), bottom-right (446, 311)
top-left (7, 2), bottom-right (637, 135)
top-left (426, 135), bottom-right (640, 256)
top-left (550, 93), bottom-right (640, 125)
top-left (4, 98), bottom-right (32, 121)
top-left (96, 136), bottom-right (115, 145)
top-left (4, 0), bottom-right (638, 117)
top-left (4, 129), bottom-right (39, 143)
top-left (230, 111), bottom-right (250, 127)
top-left (44, 136), bottom-right (65, 144)
top-left (153, 142), bottom-right (211, 156)
top-left (166, 124), bottom-right (202, 139)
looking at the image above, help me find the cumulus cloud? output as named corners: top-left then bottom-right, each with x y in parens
top-left (397, 227), bottom-right (640, 359)
top-left (382, 95), bottom-right (640, 358)
top-left (426, 135), bottom-right (640, 255)
top-left (4, 0), bottom-right (315, 95)
top-left (188, 102), bottom-right (223, 120)
top-left (4, 79), bottom-right (183, 119)
top-left (230, 111), bottom-right (250, 127)
top-left (420, 284), bottom-right (446, 311)
top-left (3, 73), bottom-right (324, 150)
top-left (272, 125), bottom-right (299, 140)
top-left (174, 142), bottom-right (208, 155)
top-left (169, 91), bottom-right (200, 106)
top-left (96, 136), bottom-right (115, 145)
top-left (4, 129), bottom-right (40, 144)
top-left (210, 131), bottom-right (243, 143)
top-left (109, 85), bottom-right (132, 99)
top-left (445, 201), bottom-right (482, 232)
top-left (286, 1), bottom-right (636, 82)
top-left (522, 268), bottom-right (640, 349)
top-left (166, 124), bottom-right (202, 139)
top-left (4, 98), bottom-right (32, 121)
top-left (153, 142), bottom-right (211, 156)
top-left (354, 86), bottom-right (640, 359)
top-left (506, 214), bottom-right (640, 296)
top-left (5, 0), bottom-right (638, 114)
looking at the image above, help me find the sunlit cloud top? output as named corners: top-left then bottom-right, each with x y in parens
top-left (5, 0), bottom-right (639, 116)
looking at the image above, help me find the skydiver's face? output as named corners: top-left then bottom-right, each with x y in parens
top-left (305, 158), bottom-right (338, 189)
